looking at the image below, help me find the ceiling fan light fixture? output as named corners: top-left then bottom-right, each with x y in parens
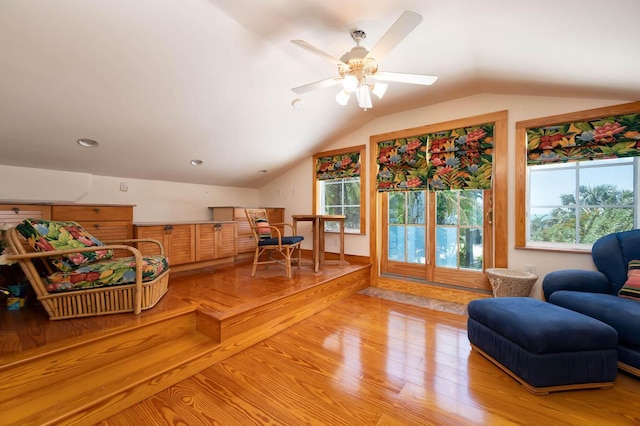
top-left (372, 83), bottom-right (388, 99)
top-left (335, 90), bottom-right (350, 106)
top-left (342, 75), bottom-right (358, 93)
top-left (356, 84), bottom-right (372, 110)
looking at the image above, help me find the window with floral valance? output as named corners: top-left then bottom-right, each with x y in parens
top-left (376, 122), bottom-right (495, 191)
top-left (315, 150), bottom-right (361, 180)
top-left (526, 113), bottom-right (640, 165)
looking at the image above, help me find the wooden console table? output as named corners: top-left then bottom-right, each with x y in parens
top-left (291, 214), bottom-right (347, 272)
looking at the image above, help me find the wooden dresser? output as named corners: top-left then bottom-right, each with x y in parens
top-left (209, 207), bottom-right (284, 255)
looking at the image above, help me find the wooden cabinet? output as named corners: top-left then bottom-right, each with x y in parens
top-left (134, 224), bottom-right (195, 266)
top-left (195, 223), bottom-right (237, 261)
top-left (134, 222), bottom-right (236, 272)
top-left (210, 207), bottom-right (284, 254)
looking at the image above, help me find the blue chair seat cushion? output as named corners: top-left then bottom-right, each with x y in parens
top-left (468, 297), bottom-right (618, 354)
top-left (548, 291), bottom-right (640, 346)
top-left (45, 255), bottom-right (169, 293)
top-left (257, 236), bottom-right (304, 246)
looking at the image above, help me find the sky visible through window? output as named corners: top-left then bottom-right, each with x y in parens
top-left (529, 159), bottom-right (633, 215)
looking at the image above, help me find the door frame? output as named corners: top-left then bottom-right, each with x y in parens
top-left (369, 110), bottom-right (509, 291)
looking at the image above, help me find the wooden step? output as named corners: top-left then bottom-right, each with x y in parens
top-left (0, 305), bottom-right (221, 426)
top-left (0, 265), bottom-right (372, 425)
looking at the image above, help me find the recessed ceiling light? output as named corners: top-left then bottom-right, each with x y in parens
top-left (257, 169), bottom-right (268, 174)
top-left (190, 159), bottom-right (203, 166)
top-left (77, 138), bottom-right (99, 148)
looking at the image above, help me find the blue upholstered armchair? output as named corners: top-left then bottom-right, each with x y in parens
top-left (543, 229), bottom-right (640, 299)
top-left (542, 229), bottom-right (640, 377)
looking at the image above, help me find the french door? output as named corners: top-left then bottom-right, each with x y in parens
top-left (381, 189), bottom-right (493, 289)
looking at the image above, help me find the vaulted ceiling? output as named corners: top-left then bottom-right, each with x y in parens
top-left (1, 0), bottom-right (639, 188)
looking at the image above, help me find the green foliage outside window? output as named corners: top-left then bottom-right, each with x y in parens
top-left (529, 184), bottom-right (634, 244)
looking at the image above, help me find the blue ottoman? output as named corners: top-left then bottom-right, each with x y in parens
top-left (467, 297), bottom-right (618, 395)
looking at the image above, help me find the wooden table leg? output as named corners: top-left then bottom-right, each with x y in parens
top-left (339, 218), bottom-right (345, 264)
top-left (313, 217), bottom-right (320, 272)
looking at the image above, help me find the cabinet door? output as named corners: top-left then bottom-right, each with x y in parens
top-left (195, 224), bottom-right (217, 261)
top-left (216, 223), bottom-right (237, 258)
top-left (167, 224), bottom-right (195, 265)
top-left (267, 208), bottom-right (285, 235)
top-left (134, 226), bottom-right (167, 256)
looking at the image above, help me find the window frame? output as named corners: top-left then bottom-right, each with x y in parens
top-left (313, 145), bottom-right (366, 234)
top-left (515, 101), bottom-right (640, 251)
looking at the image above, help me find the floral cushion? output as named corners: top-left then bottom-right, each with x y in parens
top-left (46, 254), bottom-right (169, 292)
top-left (15, 219), bottom-right (113, 272)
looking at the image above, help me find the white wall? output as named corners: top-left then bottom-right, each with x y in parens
top-left (0, 165), bottom-right (259, 222)
top-left (259, 93), bottom-right (628, 298)
top-left (2, 93), bottom-right (630, 298)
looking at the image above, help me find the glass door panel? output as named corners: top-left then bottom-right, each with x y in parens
top-left (382, 189), bottom-right (492, 289)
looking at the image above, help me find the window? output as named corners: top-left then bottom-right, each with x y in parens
top-left (313, 145), bottom-right (366, 234)
top-left (527, 158), bottom-right (635, 248)
top-left (515, 101), bottom-right (640, 250)
top-left (320, 177), bottom-right (361, 232)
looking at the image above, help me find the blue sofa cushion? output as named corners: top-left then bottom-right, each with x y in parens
top-left (548, 291), bottom-right (640, 346)
top-left (467, 297), bottom-right (617, 354)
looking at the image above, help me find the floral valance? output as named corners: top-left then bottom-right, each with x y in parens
top-left (376, 135), bottom-right (428, 191)
top-left (315, 151), bottom-right (360, 180)
top-left (527, 113), bottom-right (640, 165)
top-left (427, 123), bottom-right (494, 191)
top-left (375, 124), bottom-right (495, 192)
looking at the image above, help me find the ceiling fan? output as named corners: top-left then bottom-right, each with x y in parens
top-left (291, 10), bottom-right (438, 110)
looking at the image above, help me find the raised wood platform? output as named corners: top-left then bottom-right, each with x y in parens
top-left (0, 260), bottom-right (370, 426)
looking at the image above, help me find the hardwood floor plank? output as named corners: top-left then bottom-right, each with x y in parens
top-left (104, 288), bottom-right (640, 426)
top-left (5, 261), bottom-right (640, 425)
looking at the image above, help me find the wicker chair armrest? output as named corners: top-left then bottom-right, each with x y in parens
top-left (101, 238), bottom-right (165, 255)
top-left (267, 226), bottom-right (284, 246)
top-left (6, 244), bottom-right (144, 262)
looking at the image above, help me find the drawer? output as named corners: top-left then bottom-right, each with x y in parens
top-left (52, 205), bottom-right (133, 221)
top-left (78, 221), bottom-right (133, 241)
top-left (237, 234), bottom-right (256, 253)
top-left (0, 204), bottom-right (51, 224)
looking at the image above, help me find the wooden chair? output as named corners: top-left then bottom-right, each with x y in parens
top-left (5, 219), bottom-right (170, 320)
top-left (244, 208), bottom-right (303, 278)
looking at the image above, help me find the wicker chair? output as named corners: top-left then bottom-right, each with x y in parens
top-left (5, 219), bottom-right (170, 320)
top-left (245, 208), bottom-right (303, 278)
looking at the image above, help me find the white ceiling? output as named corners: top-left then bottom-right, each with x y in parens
top-left (1, 0), bottom-right (639, 188)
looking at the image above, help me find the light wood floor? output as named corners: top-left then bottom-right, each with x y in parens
top-left (99, 292), bottom-right (640, 425)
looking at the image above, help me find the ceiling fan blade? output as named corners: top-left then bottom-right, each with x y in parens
top-left (291, 40), bottom-right (346, 66)
top-left (373, 72), bottom-right (438, 86)
top-left (366, 10), bottom-right (423, 62)
top-left (292, 77), bottom-right (342, 94)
